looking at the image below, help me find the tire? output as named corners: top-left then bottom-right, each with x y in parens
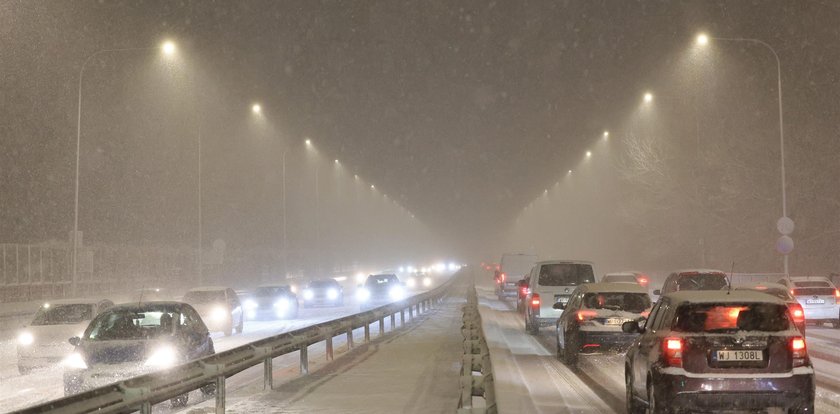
top-left (646, 382), bottom-right (669, 414)
top-left (626, 369), bottom-right (644, 414)
top-left (789, 403), bottom-right (815, 413)
top-left (170, 393), bottom-right (189, 407)
top-left (556, 332), bottom-right (565, 359)
top-left (563, 333), bottom-right (578, 366)
top-left (526, 316), bottom-right (539, 335)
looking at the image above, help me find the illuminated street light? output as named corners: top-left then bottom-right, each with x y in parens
top-left (251, 103), bottom-right (261, 114)
top-left (568, 169), bottom-right (572, 174)
top-left (643, 92), bottom-right (653, 103)
top-left (334, 159), bottom-right (339, 164)
top-left (161, 40), bottom-right (176, 56)
top-left (371, 184), bottom-right (375, 190)
top-left (585, 150), bottom-right (592, 158)
top-left (305, 138), bottom-right (312, 146)
top-left (603, 131), bottom-right (609, 140)
top-left (696, 33), bottom-right (709, 46)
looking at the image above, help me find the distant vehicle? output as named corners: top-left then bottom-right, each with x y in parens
top-left (404, 272), bottom-right (432, 290)
top-left (515, 278), bottom-right (530, 312)
top-left (554, 283), bottom-right (651, 366)
top-left (301, 279), bottom-right (344, 308)
top-left (653, 269), bottom-right (729, 296)
top-left (130, 287), bottom-right (171, 302)
top-left (62, 302), bottom-right (216, 406)
top-left (17, 299), bottom-right (113, 375)
top-left (243, 284), bottom-right (299, 320)
top-left (777, 276), bottom-right (840, 328)
top-left (357, 273), bottom-right (405, 311)
top-left (623, 290), bottom-right (814, 413)
top-left (524, 260), bottom-right (596, 334)
top-left (734, 282), bottom-right (806, 333)
top-left (496, 253), bottom-right (538, 299)
top-left (182, 287), bottom-right (244, 336)
top-left (602, 271), bottom-right (650, 288)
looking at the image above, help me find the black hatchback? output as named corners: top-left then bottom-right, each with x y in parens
top-left (623, 290), bottom-right (814, 413)
top-left (62, 302), bottom-right (216, 407)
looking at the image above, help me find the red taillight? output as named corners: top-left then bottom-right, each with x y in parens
top-left (835, 289), bottom-right (840, 304)
top-left (790, 304), bottom-right (805, 324)
top-left (663, 337), bottom-right (683, 367)
top-left (530, 293), bottom-right (540, 307)
top-left (500, 273), bottom-right (506, 283)
top-left (791, 336), bottom-right (808, 367)
top-left (520, 286), bottom-right (528, 297)
top-left (637, 276), bottom-right (649, 287)
top-left (576, 310), bottom-right (597, 322)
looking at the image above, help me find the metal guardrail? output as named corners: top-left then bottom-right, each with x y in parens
top-left (15, 276), bottom-right (459, 414)
top-left (458, 285), bottom-right (496, 414)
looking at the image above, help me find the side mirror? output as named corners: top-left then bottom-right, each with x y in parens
top-left (68, 336), bottom-right (81, 347)
top-left (653, 289), bottom-right (661, 296)
top-left (552, 302), bottom-right (565, 310)
top-left (622, 321), bottom-right (642, 334)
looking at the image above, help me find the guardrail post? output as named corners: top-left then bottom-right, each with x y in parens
top-left (140, 402), bottom-right (151, 414)
top-left (347, 328), bottom-right (354, 349)
top-left (326, 335), bottom-right (334, 361)
top-left (364, 323), bottom-right (371, 342)
top-left (400, 309), bottom-right (405, 326)
top-left (390, 313), bottom-right (396, 329)
top-left (416, 303), bottom-right (421, 314)
top-left (379, 318), bottom-right (385, 336)
top-left (215, 376), bottom-right (225, 414)
top-left (263, 356), bottom-right (273, 390)
top-left (408, 305), bottom-right (414, 319)
top-left (300, 345), bottom-right (309, 374)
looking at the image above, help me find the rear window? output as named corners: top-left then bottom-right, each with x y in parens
top-left (675, 273), bottom-right (728, 291)
top-left (792, 287), bottom-right (835, 296)
top-left (582, 292), bottom-right (651, 313)
top-left (672, 303), bottom-right (791, 333)
top-left (31, 304), bottom-right (93, 325)
top-left (603, 275), bottom-right (637, 284)
top-left (538, 264), bottom-right (595, 286)
top-left (183, 290), bottom-right (225, 303)
top-left (793, 281), bottom-right (830, 288)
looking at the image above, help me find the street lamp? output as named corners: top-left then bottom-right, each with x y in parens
top-left (71, 40), bottom-right (176, 296)
top-left (603, 131), bottom-right (609, 140)
top-left (696, 33), bottom-right (790, 274)
top-left (251, 103), bottom-right (262, 114)
top-left (643, 92), bottom-right (654, 103)
top-left (585, 150), bottom-right (592, 158)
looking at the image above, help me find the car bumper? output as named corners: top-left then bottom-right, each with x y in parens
top-left (802, 306), bottom-right (839, 321)
top-left (577, 331), bottom-right (637, 352)
top-left (655, 370), bottom-right (815, 411)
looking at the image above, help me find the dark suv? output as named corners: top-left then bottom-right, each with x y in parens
top-left (623, 290), bottom-right (814, 413)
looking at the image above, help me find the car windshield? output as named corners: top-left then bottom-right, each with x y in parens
top-left (31, 304), bottom-right (93, 325)
top-left (86, 309), bottom-right (185, 340)
top-left (256, 287), bottom-right (289, 296)
top-left (183, 291), bottom-right (225, 303)
top-left (793, 281), bottom-right (830, 288)
top-left (366, 275), bottom-right (398, 287)
top-left (582, 292), bottom-right (651, 313)
top-left (676, 274), bottom-right (728, 291)
top-left (538, 264), bottom-right (595, 286)
top-left (672, 303), bottom-right (792, 333)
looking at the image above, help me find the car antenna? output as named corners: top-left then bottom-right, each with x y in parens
top-left (138, 284), bottom-right (145, 305)
top-left (727, 261), bottom-right (735, 294)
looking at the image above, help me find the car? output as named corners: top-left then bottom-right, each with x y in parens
top-left (515, 278), bottom-right (530, 312)
top-left (623, 290), bottom-right (814, 414)
top-left (653, 269), bottom-right (729, 296)
top-left (734, 282), bottom-right (806, 333)
top-left (62, 301), bottom-right (216, 406)
top-left (554, 283), bottom-right (651, 366)
top-left (301, 278), bottom-right (344, 307)
top-left (404, 272), bottom-right (432, 290)
top-left (777, 276), bottom-right (840, 328)
top-left (242, 284), bottom-right (299, 320)
top-left (495, 253), bottom-right (538, 299)
top-left (182, 286), bottom-right (244, 336)
top-left (602, 271), bottom-right (650, 288)
top-left (357, 273), bottom-right (406, 311)
top-left (17, 298), bottom-right (113, 375)
top-left (524, 260), bottom-right (596, 334)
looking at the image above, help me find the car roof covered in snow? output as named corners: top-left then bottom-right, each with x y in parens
top-left (672, 269), bottom-right (727, 275)
top-left (663, 290), bottom-right (787, 306)
top-left (533, 259), bottom-right (594, 266)
top-left (575, 282), bottom-right (649, 294)
top-left (41, 298), bottom-right (108, 306)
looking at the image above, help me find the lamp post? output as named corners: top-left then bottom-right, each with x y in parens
top-left (696, 34), bottom-right (790, 275)
top-left (72, 41), bottom-right (176, 296)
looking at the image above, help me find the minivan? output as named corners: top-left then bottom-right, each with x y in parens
top-left (524, 260), bottom-right (596, 334)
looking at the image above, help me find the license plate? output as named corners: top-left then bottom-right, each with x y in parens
top-left (806, 299), bottom-right (825, 304)
top-left (605, 318), bottom-right (623, 325)
top-left (716, 350), bottom-right (764, 361)
top-left (555, 295), bottom-right (570, 304)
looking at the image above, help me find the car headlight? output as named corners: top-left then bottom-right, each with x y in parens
top-left (210, 306), bottom-right (228, 321)
top-left (18, 331), bottom-right (34, 346)
top-left (62, 352), bottom-right (88, 370)
top-left (274, 298), bottom-right (290, 309)
top-left (356, 288), bottom-right (371, 302)
top-left (422, 277), bottom-right (432, 287)
top-left (144, 345), bottom-right (178, 368)
top-left (327, 288), bottom-right (339, 300)
top-left (302, 289), bottom-right (314, 300)
top-left (389, 286), bottom-right (405, 301)
top-left (406, 278), bottom-right (417, 288)
top-left (244, 299), bottom-right (258, 310)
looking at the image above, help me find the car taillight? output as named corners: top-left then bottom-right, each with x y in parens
top-left (835, 289), bottom-right (840, 305)
top-left (637, 277), bottom-right (649, 287)
top-left (520, 286), bottom-right (528, 297)
top-left (530, 293), bottom-right (540, 307)
top-left (790, 303), bottom-right (805, 324)
top-left (576, 310), bottom-right (597, 322)
top-left (791, 336), bottom-right (807, 367)
top-left (663, 337), bottom-right (683, 367)
top-left (500, 273), bottom-right (506, 283)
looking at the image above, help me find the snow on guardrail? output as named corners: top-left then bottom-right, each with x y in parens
top-left (458, 284), bottom-right (496, 414)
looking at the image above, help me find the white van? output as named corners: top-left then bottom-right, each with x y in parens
top-left (524, 260), bottom-right (596, 334)
top-left (495, 253), bottom-right (538, 299)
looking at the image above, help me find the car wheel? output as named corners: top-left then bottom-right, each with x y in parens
top-left (200, 382), bottom-right (217, 396)
top-left (788, 403), bottom-right (815, 413)
top-left (563, 333), bottom-right (578, 366)
top-left (526, 316), bottom-right (539, 335)
top-left (626, 369), bottom-right (644, 414)
top-left (556, 332), bottom-right (565, 359)
top-left (170, 393), bottom-right (189, 407)
top-left (646, 382), bottom-right (669, 414)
